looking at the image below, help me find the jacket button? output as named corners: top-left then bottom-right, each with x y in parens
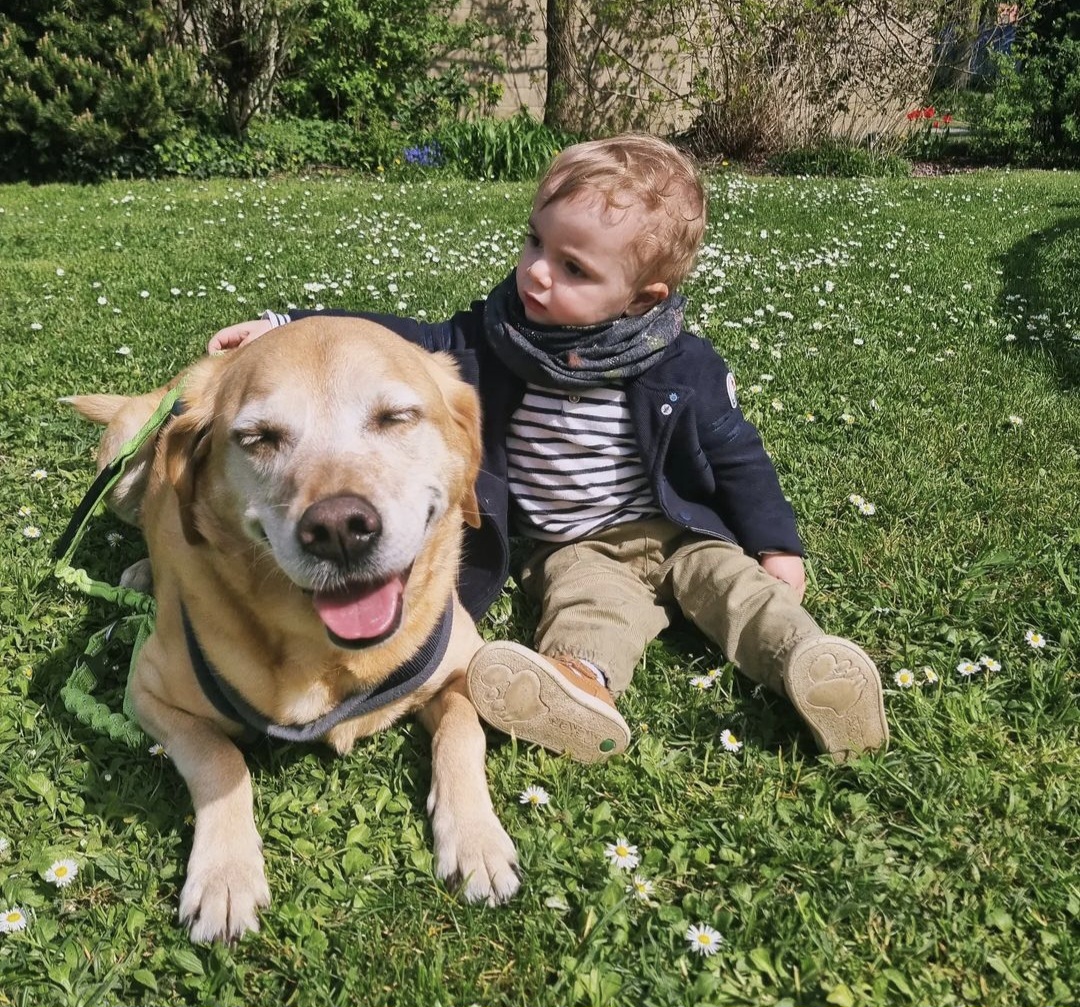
top-left (668, 392), bottom-right (678, 402)
top-left (660, 403), bottom-right (673, 416)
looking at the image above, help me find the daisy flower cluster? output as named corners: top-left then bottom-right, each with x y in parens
top-left (0, 854), bottom-right (81, 938)
top-left (689, 666), bottom-right (721, 690)
top-left (848, 493), bottom-right (877, 516)
top-left (956, 655), bottom-right (1001, 678)
top-left (684, 669), bottom-right (744, 753)
top-left (598, 834), bottom-right (725, 957)
top-left (893, 666), bottom-right (939, 688)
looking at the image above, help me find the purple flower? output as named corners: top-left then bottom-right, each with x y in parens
top-left (403, 143), bottom-right (442, 168)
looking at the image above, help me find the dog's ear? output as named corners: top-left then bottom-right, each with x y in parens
top-left (428, 352), bottom-right (483, 529)
top-left (163, 356), bottom-right (226, 545)
top-left (59, 393), bottom-right (130, 427)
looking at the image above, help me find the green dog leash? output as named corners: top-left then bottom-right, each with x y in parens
top-left (54, 385), bottom-right (183, 749)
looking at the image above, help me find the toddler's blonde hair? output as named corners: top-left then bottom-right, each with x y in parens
top-left (534, 133), bottom-right (707, 291)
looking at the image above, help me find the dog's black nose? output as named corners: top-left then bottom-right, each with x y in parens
top-left (297, 495), bottom-right (382, 566)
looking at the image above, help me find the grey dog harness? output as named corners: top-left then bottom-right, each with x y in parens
top-left (181, 600), bottom-right (454, 744)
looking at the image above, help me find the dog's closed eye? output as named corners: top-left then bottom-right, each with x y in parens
top-left (232, 425), bottom-right (290, 453)
top-left (374, 406), bottom-right (421, 430)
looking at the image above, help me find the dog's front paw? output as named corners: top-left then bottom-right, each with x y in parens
top-left (180, 844), bottom-right (270, 943)
top-left (431, 806), bottom-right (520, 906)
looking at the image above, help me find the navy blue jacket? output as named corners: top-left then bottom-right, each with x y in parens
top-left (293, 302), bottom-right (803, 620)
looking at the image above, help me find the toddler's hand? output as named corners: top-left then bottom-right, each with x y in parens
top-left (760, 552), bottom-right (806, 603)
top-left (207, 318), bottom-right (274, 354)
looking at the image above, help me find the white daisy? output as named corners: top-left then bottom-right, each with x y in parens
top-left (148, 743), bottom-right (168, 758)
top-left (720, 728), bottom-right (743, 752)
top-left (893, 668), bottom-right (915, 689)
top-left (626, 875), bottom-right (655, 901)
top-left (0, 907), bottom-right (27, 933)
top-left (1024, 630), bottom-right (1046, 649)
top-left (31, 469), bottom-right (47, 481)
top-left (518, 785), bottom-right (550, 807)
top-left (979, 656), bottom-right (1001, 673)
top-left (689, 675), bottom-right (715, 690)
top-left (923, 666), bottom-right (939, 684)
top-left (22, 526), bottom-right (42, 539)
top-left (604, 838), bottom-right (640, 870)
top-left (685, 922), bottom-right (723, 956)
top-left (116, 346), bottom-right (132, 357)
top-left (956, 659), bottom-right (979, 677)
top-left (44, 859), bottom-right (78, 887)
top-left (858, 500), bottom-right (877, 516)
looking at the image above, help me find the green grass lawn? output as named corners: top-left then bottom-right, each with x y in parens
top-left (0, 167), bottom-right (1078, 1007)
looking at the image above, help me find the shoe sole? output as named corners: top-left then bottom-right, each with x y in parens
top-left (466, 642), bottom-right (631, 763)
top-left (784, 635), bottom-right (889, 762)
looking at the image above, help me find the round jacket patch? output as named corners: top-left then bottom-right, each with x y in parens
top-left (726, 372), bottom-right (738, 409)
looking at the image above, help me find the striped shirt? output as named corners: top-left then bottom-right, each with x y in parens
top-left (507, 384), bottom-right (661, 542)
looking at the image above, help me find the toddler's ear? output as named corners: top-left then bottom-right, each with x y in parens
top-left (627, 281), bottom-right (669, 316)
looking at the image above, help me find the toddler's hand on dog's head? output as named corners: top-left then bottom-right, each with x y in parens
top-left (207, 318), bottom-right (274, 354)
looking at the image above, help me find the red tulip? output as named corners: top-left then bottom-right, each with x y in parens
top-left (924, 106), bottom-right (936, 118)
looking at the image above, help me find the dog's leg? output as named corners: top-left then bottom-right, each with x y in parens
top-left (418, 677), bottom-right (520, 905)
top-left (132, 674), bottom-right (270, 943)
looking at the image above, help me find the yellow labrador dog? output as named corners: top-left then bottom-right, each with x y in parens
top-left (67, 318), bottom-right (519, 942)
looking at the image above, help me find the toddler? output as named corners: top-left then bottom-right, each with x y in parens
top-left (209, 133), bottom-right (888, 763)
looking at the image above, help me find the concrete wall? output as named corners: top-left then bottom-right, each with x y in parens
top-left (446, 1), bottom-right (936, 146)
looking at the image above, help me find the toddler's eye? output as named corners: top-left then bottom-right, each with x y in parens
top-left (524, 230), bottom-right (540, 248)
top-left (565, 260), bottom-right (583, 277)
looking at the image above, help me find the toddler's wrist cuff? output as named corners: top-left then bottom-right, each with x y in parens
top-left (260, 310), bottom-right (291, 329)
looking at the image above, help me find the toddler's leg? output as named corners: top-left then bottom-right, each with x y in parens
top-left (467, 526), bottom-right (669, 762)
top-left (667, 539), bottom-right (888, 761)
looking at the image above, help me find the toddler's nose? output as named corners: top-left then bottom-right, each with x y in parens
top-left (527, 258), bottom-right (552, 288)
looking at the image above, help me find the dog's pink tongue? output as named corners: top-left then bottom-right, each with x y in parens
top-left (312, 576), bottom-right (404, 641)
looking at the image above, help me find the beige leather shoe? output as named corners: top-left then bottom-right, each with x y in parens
top-left (466, 642), bottom-right (631, 763)
top-left (783, 635), bottom-right (889, 762)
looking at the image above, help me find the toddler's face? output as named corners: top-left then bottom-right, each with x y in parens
top-left (515, 193), bottom-right (663, 328)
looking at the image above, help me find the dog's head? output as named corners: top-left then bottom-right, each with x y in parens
top-left (163, 318), bottom-right (481, 649)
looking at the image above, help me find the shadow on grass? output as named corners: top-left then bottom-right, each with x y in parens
top-left (998, 212), bottom-right (1080, 391)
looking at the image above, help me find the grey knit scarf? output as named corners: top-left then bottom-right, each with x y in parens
top-left (482, 271), bottom-right (684, 389)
